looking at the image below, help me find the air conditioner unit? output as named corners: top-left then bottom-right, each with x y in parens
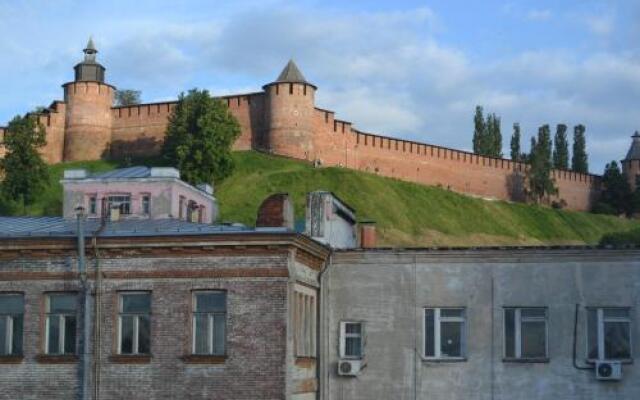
top-left (596, 361), bottom-right (622, 381)
top-left (338, 359), bottom-right (362, 377)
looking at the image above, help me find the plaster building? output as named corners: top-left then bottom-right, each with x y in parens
top-left (61, 166), bottom-right (217, 223)
top-left (6, 38), bottom-right (640, 211)
top-left (322, 247), bottom-right (640, 400)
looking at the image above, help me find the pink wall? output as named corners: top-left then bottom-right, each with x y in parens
top-left (62, 179), bottom-right (216, 223)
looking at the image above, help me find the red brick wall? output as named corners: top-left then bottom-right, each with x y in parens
top-left (309, 108), bottom-right (600, 211)
top-left (111, 102), bottom-right (176, 158)
top-left (63, 81), bottom-right (115, 161)
top-left (2, 79), bottom-right (601, 211)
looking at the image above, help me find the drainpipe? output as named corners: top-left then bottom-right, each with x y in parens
top-left (318, 251), bottom-right (333, 400)
top-left (76, 207), bottom-right (91, 400)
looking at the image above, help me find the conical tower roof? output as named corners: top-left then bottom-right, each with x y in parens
top-left (276, 60), bottom-right (308, 83)
top-left (84, 37), bottom-right (97, 53)
top-left (625, 131), bottom-right (640, 161)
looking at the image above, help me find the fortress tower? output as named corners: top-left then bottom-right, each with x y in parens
top-left (263, 60), bottom-right (317, 160)
top-left (62, 38), bottom-right (115, 161)
top-left (622, 131), bottom-right (640, 192)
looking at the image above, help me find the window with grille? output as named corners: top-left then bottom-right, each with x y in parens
top-left (107, 195), bottom-right (131, 215)
top-left (294, 288), bottom-right (316, 357)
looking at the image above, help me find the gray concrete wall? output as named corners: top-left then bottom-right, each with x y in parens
top-left (322, 249), bottom-right (640, 400)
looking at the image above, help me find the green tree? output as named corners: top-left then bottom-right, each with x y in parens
top-left (0, 114), bottom-right (49, 211)
top-left (510, 123), bottom-right (522, 162)
top-left (472, 106), bottom-right (502, 157)
top-left (593, 161), bottom-right (631, 215)
top-left (114, 90), bottom-right (142, 106)
top-left (572, 124), bottom-right (588, 173)
top-left (552, 124), bottom-right (569, 170)
top-left (472, 106), bottom-right (485, 154)
top-left (526, 125), bottom-right (557, 203)
top-left (161, 89), bottom-right (241, 186)
top-left (486, 113), bottom-right (502, 157)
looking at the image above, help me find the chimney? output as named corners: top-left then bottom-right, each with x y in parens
top-left (256, 193), bottom-right (294, 229)
top-left (359, 220), bottom-right (377, 249)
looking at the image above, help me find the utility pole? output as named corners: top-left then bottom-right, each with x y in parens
top-left (77, 207), bottom-right (91, 400)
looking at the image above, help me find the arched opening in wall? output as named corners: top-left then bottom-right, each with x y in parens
top-left (289, 83), bottom-right (294, 95)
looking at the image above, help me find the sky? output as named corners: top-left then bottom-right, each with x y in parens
top-left (0, 0), bottom-right (638, 173)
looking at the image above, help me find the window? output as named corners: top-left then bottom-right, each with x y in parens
top-left (118, 293), bottom-right (151, 355)
top-left (588, 307), bottom-right (632, 361)
top-left (179, 196), bottom-right (185, 220)
top-left (424, 308), bottom-right (466, 359)
top-left (339, 321), bottom-right (363, 359)
top-left (187, 200), bottom-right (198, 222)
top-left (0, 294), bottom-right (23, 356)
top-left (192, 292), bottom-right (226, 356)
top-left (504, 308), bottom-right (547, 360)
top-left (294, 288), bottom-right (316, 357)
top-left (141, 195), bottom-right (150, 215)
top-left (45, 293), bottom-right (77, 355)
top-left (107, 195), bottom-right (131, 215)
top-left (88, 195), bottom-right (97, 215)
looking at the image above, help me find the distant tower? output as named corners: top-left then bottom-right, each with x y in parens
top-left (62, 38), bottom-right (115, 161)
top-left (263, 60), bottom-right (317, 160)
top-left (622, 131), bottom-right (640, 192)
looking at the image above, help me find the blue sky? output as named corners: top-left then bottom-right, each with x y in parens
top-left (1, 0), bottom-right (638, 173)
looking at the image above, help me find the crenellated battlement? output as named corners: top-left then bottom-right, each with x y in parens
top-left (0, 47), bottom-right (610, 211)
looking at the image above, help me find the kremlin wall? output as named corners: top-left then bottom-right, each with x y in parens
top-left (0, 40), bottom-right (611, 211)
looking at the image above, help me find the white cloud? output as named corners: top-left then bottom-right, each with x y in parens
top-left (584, 14), bottom-right (614, 37)
top-left (0, 4), bottom-right (637, 173)
top-left (527, 9), bottom-right (552, 21)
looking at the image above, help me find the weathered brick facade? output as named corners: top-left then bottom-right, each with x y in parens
top-left (1, 43), bottom-right (623, 210)
top-left (0, 233), bottom-right (328, 400)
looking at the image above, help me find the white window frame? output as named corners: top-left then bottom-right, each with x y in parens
top-left (503, 307), bottom-right (548, 360)
top-left (423, 307), bottom-right (467, 360)
top-left (117, 292), bottom-right (151, 355)
top-left (339, 321), bottom-right (364, 359)
top-left (45, 293), bottom-right (77, 355)
top-left (0, 294), bottom-right (23, 356)
top-left (107, 194), bottom-right (132, 215)
top-left (587, 307), bottom-right (632, 361)
top-left (191, 291), bottom-right (226, 356)
top-left (1, 315), bottom-right (14, 355)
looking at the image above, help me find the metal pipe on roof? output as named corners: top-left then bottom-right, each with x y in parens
top-left (76, 208), bottom-right (91, 400)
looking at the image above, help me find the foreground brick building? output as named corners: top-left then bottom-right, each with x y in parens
top-left (6, 38), bottom-right (639, 211)
top-left (0, 217), bottom-right (328, 400)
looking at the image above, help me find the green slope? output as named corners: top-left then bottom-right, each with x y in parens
top-left (8, 151), bottom-right (639, 246)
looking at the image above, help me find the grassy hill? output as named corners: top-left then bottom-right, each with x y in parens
top-left (8, 151), bottom-right (639, 247)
